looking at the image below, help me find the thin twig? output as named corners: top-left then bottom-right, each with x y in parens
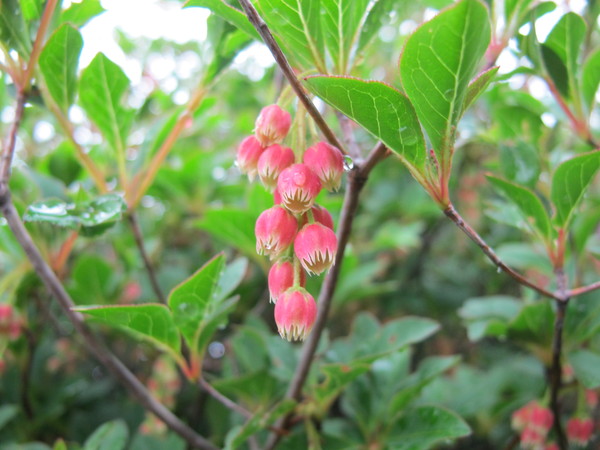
top-left (443, 204), bottom-right (560, 300)
top-left (264, 142), bottom-right (388, 450)
top-left (238, 0), bottom-right (345, 153)
top-left (0, 91), bottom-right (26, 184)
top-left (198, 376), bottom-right (252, 419)
top-left (127, 212), bottom-right (165, 303)
top-left (568, 280), bottom-right (600, 298)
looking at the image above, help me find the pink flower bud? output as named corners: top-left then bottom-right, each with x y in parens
top-left (294, 223), bottom-right (337, 275)
top-left (511, 401), bottom-right (553, 436)
top-left (273, 188), bottom-right (282, 205)
top-left (257, 144), bottom-right (295, 191)
top-left (268, 260), bottom-right (305, 302)
top-left (255, 104), bottom-right (291, 147)
top-left (303, 142), bottom-right (344, 191)
top-left (255, 206), bottom-right (298, 259)
top-left (0, 304), bottom-right (12, 323)
top-left (274, 288), bottom-right (317, 341)
top-left (567, 417), bottom-right (594, 446)
top-left (277, 164), bottom-right (322, 214)
top-left (236, 136), bottom-right (264, 179)
top-left (520, 427), bottom-right (545, 448)
top-left (301, 205), bottom-right (334, 230)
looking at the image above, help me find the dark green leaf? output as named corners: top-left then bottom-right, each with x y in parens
top-left (582, 48), bottom-right (600, 115)
top-left (569, 350), bottom-right (600, 389)
top-left (400, 0), bottom-right (490, 161)
top-left (0, 0), bottom-right (32, 57)
top-left (184, 0), bottom-right (260, 40)
top-left (47, 141), bottom-right (82, 186)
top-left (305, 76), bottom-right (426, 180)
top-left (75, 304), bottom-right (181, 357)
top-left (388, 405), bottom-right (471, 448)
top-left (464, 66), bottom-right (498, 111)
top-left (487, 175), bottom-right (552, 241)
top-left (19, 0), bottom-right (42, 20)
top-left (508, 300), bottom-right (554, 345)
top-left (61, 0), bottom-right (105, 28)
top-left (312, 362), bottom-right (371, 411)
top-left (83, 420), bottom-right (128, 450)
top-left (540, 44), bottom-right (570, 98)
top-left (68, 254), bottom-right (116, 305)
top-left (0, 404), bottom-right (19, 431)
top-left (79, 53), bottom-right (134, 155)
top-left (551, 152), bottom-right (600, 229)
top-left (39, 24), bottom-right (83, 112)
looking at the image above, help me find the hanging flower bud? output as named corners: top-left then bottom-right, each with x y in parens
top-left (566, 417), bottom-right (594, 446)
top-left (236, 136), bottom-right (265, 179)
top-left (268, 260), bottom-right (305, 303)
top-left (277, 164), bottom-right (322, 214)
top-left (273, 188), bottom-right (282, 205)
top-left (303, 142), bottom-right (344, 191)
top-left (255, 206), bottom-right (298, 259)
top-left (294, 223), bottom-right (337, 275)
top-left (255, 104), bottom-right (291, 147)
top-left (301, 205), bottom-right (334, 230)
top-left (274, 287), bottom-right (317, 341)
top-left (257, 144), bottom-right (295, 191)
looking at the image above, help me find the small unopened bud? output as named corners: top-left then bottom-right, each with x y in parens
top-left (303, 142), bottom-right (344, 191)
top-left (567, 417), bottom-right (594, 446)
top-left (274, 287), bottom-right (317, 341)
top-left (277, 164), bottom-right (322, 214)
top-left (236, 136), bottom-right (264, 179)
top-left (257, 144), bottom-right (295, 191)
top-left (512, 401), bottom-right (553, 437)
top-left (268, 260), bottom-right (305, 302)
top-left (294, 223), bottom-right (337, 275)
top-left (255, 104), bottom-right (291, 147)
top-left (255, 206), bottom-right (298, 259)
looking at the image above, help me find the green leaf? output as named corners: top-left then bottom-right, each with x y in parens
top-left (23, 193), bottom-right (127, 235)
top-left (357, 0), bottom-right (397, 54)
top-left (255, 0), bottom-right (325, 70)
top-left (79, 53), bottom-right (134, 155)
top-left (505, 0), bottom-right (535, 26)
top-left (569, 350), bottom-right (600, 389)
top-left (321, 0), bottom-right (369, 73)
top-left (388, 405), bottom-right (471, 448)
top-left (68, 254), bottom-right (117, 305)
top-left (0, 0), bottom-right (32, 57)
top-left (214, 257), bottom-right (248, 302)
top-left (551, 152), bottom-right (600, 229)
top-left (39, 24), bottom-right (83, 113)
top-left (305, 76), bottom-right (426, 179)
top-left (458, 295), bottom-right (522, 341)
top-left (0, 404), bottom-right (19, 431)
top-left (499, 141), bottom-right (540, 188)
top-left (19, 0), bottom-right (42, 20)
top-left (582, 48), bottom-right (600, 115)
top-left (508, 300), bottom-right (554, 345)
top-left (487, 175), bottom-right (552, 242)
top-left (312, 362), bottom-right (371, 411)
top-left (184, 0), bottom-right (260, 40)
top-left (75, 304), bottom-right (181, 357)
top-left (61, 0), bottom-right (106, 28)
top-left (84, 420), bottom-right (128, 450)
top-left (52, 439), bottom-right (67, 450)
top-left (464, 66), bottom-right (498, 111)
top-left (541, 44), bottom-right (569, 98)
top-left (400, 0), bottom-right (490, 164)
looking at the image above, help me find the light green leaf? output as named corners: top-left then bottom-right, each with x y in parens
top-left (39, 24), bottom-right (83, 112)
top-left (582, 48), bottom-right (600, 115)
top-left (458, 295), bottom-right (522, 341)
top-left (400, 0), bottom-right (490, 164)
top-left (499, 141), bottom-right (540, 188)
top-left (79, 53), bottom-right (134, 155)
top-left (389, 405), bottom-right (471, 449)
top-left (19, 0), bottom-right (42, 20)
top-left (61, 0), bottom-right (105, 28)
top-left (0, 0), bottom-right (32, 57)
top-left (184, 0), bottom-right (259, 40)
top-left (255, 0), bottom-right (325, 70)
top-left (569, 350), bottom-right (600, 389)
top-left (312, 362), bottom-right (371, 411)
top-left (84, 420), bottom-right (128, 450)
top-left (487, 175), bottom-right (552, 242)
top-left (357, 0), bottom-right (397, 54)
top-left (305, 76), bottom-right (426, 180)
top-left (75, 304), bottom-right (181, 357)
top-left (68, 254), bottom-right (116, 306)
top-left (551, 152), bottom-right (600, 229)
top-left (464, 66), bottom-right (498, 111)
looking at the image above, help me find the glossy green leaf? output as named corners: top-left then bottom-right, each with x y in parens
top-left (458, 295), bottom-right (522, 341)
top-left (569, 350), bottom-right (600, 389)
top-left (321, 0), bottom-right (369, 73)
top-left (400, 0), bottom-right (490, 161)
top-left (305, 76), bottom-right (426, 179)
top-left (551, 152), bottom-right (600, 229)
top-left (464, 66), bottom-right (498, 111)
top-left (83, 420), bottom-right (128, 450)
top-left (61, 0), bottom-right (105, 28)
top-left (75, 304), bottom-right (181, 356)
top-left (582, 48), bottom-right (600, 115)
top-left (487, 175), bottom-right (552, 241)
top-left (0, 0), bottom-right (32, 57)
top-left (23, 193), bottom-right (126, 234)
top-left (39, 24), bottom-right (83, 112)
top-left (214, 257), bottom-right (248, 302)
top-left (388, 405), bottom-right (471, 448)
top-left (79, 53), bottom-right (134, 155)
top-left (19, 0), bottom-right (42, 20)
top-left (255, 0), bottom-right (325, 70)
top-left (184, 0), bottom-right (259, 40)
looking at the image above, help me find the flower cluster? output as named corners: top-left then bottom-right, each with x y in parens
top-left (0, 304), bottom-right (21, 340)
top-left (511, 401), bottom-right (554, 449)
top-left (236, 105), bottom-right (344, 341)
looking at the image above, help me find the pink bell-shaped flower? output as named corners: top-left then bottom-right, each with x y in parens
top-left (236, 135), bottom-right (264, 179)
top-left (255, 206), bottom-right (298, 259)
top-left (303, 142), bottom-right (344, 191)
top-left (268, 260), bottom-right (305, 302)
top-left (277, 164), bottom-right (322, 214)
top-left (255, 104), bottom-right (291, 147)
top-left (566, 417), bottom-right (594, 446)
top-left (294, 223), bottom-right (337, 275)
top-left (301, 205), bottom-right (334, 230)
top-left (257, 144), bottom-right (295, 191)
top-left (274, 287), bottom-right (317, 341)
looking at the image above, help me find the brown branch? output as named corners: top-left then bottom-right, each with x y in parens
top-left (127, 212), bottom-right (165, 303)
top-left (264, 142), bottom-right (388, 449)
top-left (568, 280), bottom-right (600, 298)
top-left (237, 0), bottom-right (345, 153)
top-left (198, 376), bottom-right (253, 419)
top-left (0, 91), bottom-right (26, 184)
top-left (443, 204), bottom-right (560, 300)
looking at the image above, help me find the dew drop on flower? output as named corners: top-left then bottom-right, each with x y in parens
top-left (343, 155), bottom-right (354, 171)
